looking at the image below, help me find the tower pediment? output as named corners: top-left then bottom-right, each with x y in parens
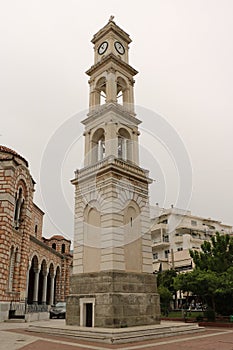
top-left (91, 19), bottom-right (131, 46)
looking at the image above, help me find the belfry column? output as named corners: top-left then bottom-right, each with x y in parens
top-left (106, 69), bottom-right (117, 103)
top-left (105, 123), bottom-right (118, 158)
top-left (84, 131), bottom-right (91, 166)
top-left (132, 130), bottom-right (140, 164)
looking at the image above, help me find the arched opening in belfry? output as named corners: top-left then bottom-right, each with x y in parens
top-left (91, 128), bottom-right (105, 163)
top-left (117, 77), bottom-right (128, 106)
top-left (95, 77), bottom-right (106, 106)
top-left (118, 128), bottom-right (131, 161)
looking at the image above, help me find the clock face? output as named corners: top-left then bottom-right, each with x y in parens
top-left (98, 41), bottom-right (108, 55)
top-left (114, 41), bottom-right (125, 55)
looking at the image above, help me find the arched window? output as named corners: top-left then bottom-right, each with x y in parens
top-left (14, 187), bottom-right (24, 229)
top-left (91, 128), bottom-right (105, 163)
top-left (118, 128), bottom-right (131, 161)
top-left (52, 243), bottom-right (56, 250)
top-left (61, 244), bottom-right (65, 254)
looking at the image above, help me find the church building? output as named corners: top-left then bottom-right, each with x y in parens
top-left (0, 145), bottom-right (72, 322)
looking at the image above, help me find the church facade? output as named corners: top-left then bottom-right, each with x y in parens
top-left (0, 145), bottom-right (72, 322)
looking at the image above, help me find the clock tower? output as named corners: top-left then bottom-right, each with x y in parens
top-left (66, 17), bottom-right (160, 328)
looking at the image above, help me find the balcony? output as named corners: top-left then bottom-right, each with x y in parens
top-left (151, 223), bottom-right (168, 231)
top-left (176, 222), bottom-right (204, 231)
top-left (174, 234), bottom-right (183, 243)
top-left (152, 237), bottom-right (170, 248)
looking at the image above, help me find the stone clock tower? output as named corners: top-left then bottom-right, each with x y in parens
top-left (66, 18), bottom-right (160, 328)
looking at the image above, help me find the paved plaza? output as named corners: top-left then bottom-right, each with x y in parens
top-left (0, 320), bottom-right (233, 350)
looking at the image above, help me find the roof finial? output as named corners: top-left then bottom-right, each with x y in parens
top-left (109, 15), bottom-right (115, 22)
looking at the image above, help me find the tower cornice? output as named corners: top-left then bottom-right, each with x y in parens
top-left (85, 53), bottom-right (138, 77)
top-left (71, 156), bottom-right (152, 186)
top-left (82, 102), bottom-right (141, 126)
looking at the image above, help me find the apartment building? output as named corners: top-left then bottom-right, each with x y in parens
top-left (150, 205), bottom-right (232, 273)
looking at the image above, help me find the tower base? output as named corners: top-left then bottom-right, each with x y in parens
top-left (66, 271), bottom-right (160, 328)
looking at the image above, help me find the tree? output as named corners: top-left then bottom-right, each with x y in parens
top-left (174, 233), bottom-right (233, 315)
top-left (190, 232), bottom-right (233, 273)
top-left (158, 285), bottom-right (173, 315)
top-left (157, 269), bottom-right (177, 293)
top-left (174, 269), bottom-right (218, 311)
top-left (157, 269), bottom-right (177, 314)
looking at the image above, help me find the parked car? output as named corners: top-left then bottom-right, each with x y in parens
top-left (49, 302), bottom-right (66, 319)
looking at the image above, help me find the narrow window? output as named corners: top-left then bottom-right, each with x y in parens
top-left (153, 252), bottom-right (158, 260)
top-left (14, 188), bottom-right (24, 229)
top-left (8, 247), bottom-right (15, 291)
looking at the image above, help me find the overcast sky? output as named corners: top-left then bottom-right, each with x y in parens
top-left (1, 0), bottom-right (233, 240)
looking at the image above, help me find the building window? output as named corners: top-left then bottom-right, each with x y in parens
top-left (8, 247), bottom-right (18, 291)
top-left (163, 235), bottom-right (169, 242)
top-left (177, 247), bottom-right (183, 251)
top-left (61, 244), bottom-right (66, 254)
top-left (14, 187), bottom-right (24, 229)
top-left (52, 243), bottom-right (56, 250)
top-left (164, 250), bottom-right (170, 258)
top-left (191, 220), bottom-right (197, 226)
top-left (35, 224), bottom-right (38, 234)
top-left (153, 252), bottom-right (158, 260)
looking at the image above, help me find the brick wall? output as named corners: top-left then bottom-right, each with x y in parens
top-left (0, 146), bottom-right (72, 310)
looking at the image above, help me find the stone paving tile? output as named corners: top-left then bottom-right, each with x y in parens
top-left (140, 331), bottom-right (233, 350)
top-left (19, 339), bottom-right (89, 350)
